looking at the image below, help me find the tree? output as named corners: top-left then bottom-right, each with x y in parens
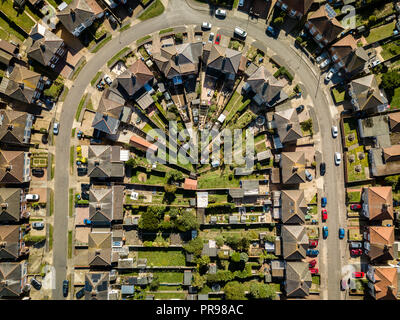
top-left (273, 17), bottom-right (284, 26)
top-left (164, 184), bottom-right (177, 194)
top-left (149, 276), bottom-right (160, 291)
top-left (301, 119), bottom-right (313, 133)
top-left (196, 255), bottom-right (210, 273)
top-left (384, 175), bottom-right (400, 190)
top-left (126, 157), bottom-right (138, 168)
top-left (231, 251), bottom-right (241, 263)
top-left (165, 170), bottom-right (183, 183)
top-left (183, 237), bottom-right (203, 256)
top-left (381, 71), bottom-right (400, 99)
top-left (368, 15), bottom-right (376, 25)
top-left (239, 252), bottom-right (249, 263)
top-left (249, 282), bottom-right (276, 300)
top-left (175, 211), bottom-right (199, 232)
top-left (215, 236), bottom-right (224, 248)
top-left (224, 281), bottom-right (246, 300)
top-left (138, 210), bottom-right (160, 231)
top-left (192, 273), bottom-right (206, 289)
top-left (159, 220), bottom-right (173, 230)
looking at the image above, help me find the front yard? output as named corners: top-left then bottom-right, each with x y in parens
top-left (343, 118), bottom-right (359, 148)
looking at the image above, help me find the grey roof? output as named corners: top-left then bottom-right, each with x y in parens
top-left (257, 149), bottom-right (272, 162)
top-left (0, 262), bottom-right (26, 298)
top-left (97, 87), bottom-right (127, 120)
top-left (281, 225), bottom-right (309, 260)
top-left (202, 242), bottom-right (217, 257)
top-left (0, 110), bottom-right (33, 145)
top-left (0, 188), bottom-right (22, 223)
top-left (350, 74), bottom-right (388, 112)
top-left (57, 0), bottom-right (99, 35)
top-left (274, 108), bottom-right (303, 144)
top-left (242, 180), bottom-right (259, 196)
top-left (198, 293), bottom-right (209, 300)
top-left (184, 270), bottom-right (192, 285)
top-left (92, 112), bottom-right (120, 135)
top-left (136, 92), bottom-right (154, 110)
top-left (285, 261), bottom-right (312, 297)
top-left (84, 272), bottom-right (109, 300)
top-left (121, 284), bottom-right (134, 295)
top-left (88, 145), bottom-right (124, 179)
top-left (0, 225), bottom-right (20, 260)
top-left (207, 44), bottom-right (243, 76)
top-left (89, 185), bottom-right (124, 223)
top-left (281, 190), bottom-right (307, 224)
top-left (229, 188), bottom-right (244, 198)
top-left (280, 152), bottom-right (306, 184)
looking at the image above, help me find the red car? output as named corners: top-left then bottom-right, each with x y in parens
top-left (310, 268), bottom-right (319, 275)
top-left (321, 209), bottom-right (328, 221)
top-left (309, 259), bottom-right (317, 268)
top-left (353, 272), bottom-right (365, 278)
top-left (351, 249), bottom-right (362, 256)
top-left (215, 34), bottom-right (221, 45)
top-left (350, 204), bottom-right (361, 210)
top-left (309, 240), bottom-right (319, 247)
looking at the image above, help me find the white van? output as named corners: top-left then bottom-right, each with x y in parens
top-left (234, 27), bottom-right (247, 39)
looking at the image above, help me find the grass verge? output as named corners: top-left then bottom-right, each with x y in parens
top-left (69, 188), bottom-right (74, 218)
top-left (107, 47), bottom-right (130, 67)
top-left (138, 0), bottom-right (165, 21)
top-left (75, 94), bottom-right (87, 121)
top-left (91, 35), bottom-right (112, 53)
top-left (68, 231), bottom-right (73, 259)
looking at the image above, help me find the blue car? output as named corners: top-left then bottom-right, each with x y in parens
top-left (321, 197), bottom-right (327, 208)
top-left (339, 228), bottom-right (345, 239)
top-left (323, 226), bottom-right (328, 239)
top-left (306, 249), bottom-right (319, 256)
top-left (62, 280), bottom-right (69, 297)
top-left (266, 26), bottom-right (277, 37)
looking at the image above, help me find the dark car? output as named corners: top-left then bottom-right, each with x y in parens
top-left (320, 162), bottom-right (326, 176)
top-left (32, 168), bottom-right (44, 176)
top-left (108, 14), bottom-right (118, 27)
top-left (321, 197), bottom-right (327, 208)
top-left (306, 249), bottom-right (319, 256)
top-left (76, 288), bottom-right (85, 299)
top-left (266, 26), bottom-right (277, 37)
top-left (31, 278), bottom-right (42, 290)
top-left (62, 280), bottom-right (69, 297)
top-left (296, 105), bottom-right (304, 113)
top-left (322, 226), bottom-right (329, 239)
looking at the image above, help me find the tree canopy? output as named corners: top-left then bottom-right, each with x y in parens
top-left (224, 281), bottom-right (246, 300)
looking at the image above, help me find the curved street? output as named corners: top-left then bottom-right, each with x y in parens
top-left (52, 0), bottom-right (346, 299)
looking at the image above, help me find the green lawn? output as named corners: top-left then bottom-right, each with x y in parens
top-left (346, 146), bottom-right (369, 182)
top-left (90, 71), bottom-right (103, 87)
top-left (119, 23), bottom-right (131, 32)
top-left (331, 86), bottom-right (346, 104)
top-left (137, 35), bottom-right (151, 45)
top-left (0, 0), bottom-right (36, 33)
top-left (130, 171), bottom-right (167, 185)
top-left (366, 21), bottom-right (395, 44)
top-left (138, 250), bottom-right (186, 266)
top-left (159, 28), bottom-right (173, 35)
top-left (152, 292), bottom-right (186, 299)
top-left (381, 40), bottom-right (400, 60)
top-left (153, 272), bottom-right (184, 283)
top-left (138, 0), bottom-right (165, 21)
top-left (224, 91), bottom-right (246, 124)
top-left (91, 35), bottom-right (112, 53)
top-left (390, 87), bottom-right (400, 109)
top-left (347, 191), bottom-right (361, 203)
top-left (0, 15), bottom-right (25, 41)
top-left (75, 94), bottom-right (87, 121)
top-left (343, 118), bottom-right (359, 148)
top-left (107, 47), bottom-right (130, 67)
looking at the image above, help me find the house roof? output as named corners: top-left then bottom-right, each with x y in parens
top-left (257, 149), bottom-right (272, 162)
top-left (281, 189), bottom-right (307, 224)
top-left (0, 150), bottom-right (26, 184)
top-left (0, 110), bottom-right (32, 145)
top-left (97, 87), bottom-right (126, 120)
top-left (369, 226), bottom-right (394, 262)
top-left (184, 270), bottom-right (192, 285)
top-left (365, 186), bottom-right (393, 221)
top-left (0, 262), bottom-right (25, 297)
top-left (383, 145), bottom-right (400, 162)
top-left (129, 134), bottom-right (158, 152)
top-left (389, 112), bottom-right (400, 132)
top-left (350, 74), bottom-right (387, 112)
top-left (341, 47), bottom-right (369, 74)
top-left (91, 112), bottom-right (120, 135)
top-left (207, 44), bottom-right (243, 75)
top-left (84, 272), bottom-right (109, 300)
top-left (183, 178), bottom-right (197, 190)
top-left (281, 225), bottom-right (308, 260)
top-left (88, 232), bottom-right (112, 267)
top-left (246, 66), bottom-right (285, 105)
top-left (27, 24), bottom-right (64, 66)
top-left (88, 145), bottom-right (124, 179)
top-left (0, 225), bottom-right (20, 260)
top-left (330, 34), bottom-right (357, 61)
top-left (242, 180), bottom-right (259, 196)
top-left (373, 267), bottom-right (398, 300)
top-left (0, 40), bottom-right (17, 55)
top-left (285, 261), bottom-right (312, 297)
top-left (274, 108), bottom-right (303, 144)
top-left (89, 185), bottom-right (124, 222)
top-left (0, 188), bottom-right (21, 223)
top-left (280, 152), bottom-right (306, 184)
top-left (307, 5), bottom-right (344, 43)
top-left (279, 0), bottom-right (314, 15)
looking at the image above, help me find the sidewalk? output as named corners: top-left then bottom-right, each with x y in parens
top-left (185, 0), bottom-right (211, 12)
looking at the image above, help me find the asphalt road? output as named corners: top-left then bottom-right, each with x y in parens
top-left (52, 0), bottom-right (345, 299)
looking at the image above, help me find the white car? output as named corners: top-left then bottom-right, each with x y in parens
top-left (53, 122), bottom-right (59, 135)
top-left (325, 68), bottom-right (335, 82)
top-left (104, 75), bottom-right (112, 86)
top-left (26, 194), bottom-right (40, 201)
top-left (234, 27), bottom-right (247, 39)
top-left (331, 125), bottom-right (338, 138)
top-left (371, 59), bottom-right (381, 68)
top-left (208, 32), bottom-right (215, 43)
top-left (320, 58), bottom-right (330, 69)
top-left (316, 53), bottom-right (327, 64)
top-left (215, 9), bottom-right (227, 17)
top-left (202, 22), bottom-right (212, 30)
top-left (334, 152), bottom-right (342, 166)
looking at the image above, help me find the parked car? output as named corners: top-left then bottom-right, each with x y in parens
top-left (266, 26), bottom-right (277, 37)
top-left (316, 53), bottom-right (328, 64)
top-left (305, 169), bottom-right (313, 181)
top-left (309, 240), bottom-right (318, 247)
top-left (353, 272), bottom-right (365, 278)
top-left (62, 280), bottom-right (69, 297)
top-left (104, 75), bottom-right (113, 86)
top-left (215, 9), bottom-right (227, 18)
top-left (32, 222), bottom-right (44, 230)
top-left (350, 204), bottom-right (361, 210)
top-left (385, 14), bottom-right (396, 23)
top-left (321, 197), bottom-right (327, 208)
top-left (107, 13), bottom-right (118, 27)
top-left (215, 33), bottom-right (221, 45)
top-left (370, 59), bottom-right (381, 68)
top-left (26, 194), bottom-right (39, 201)
top-left (202, 22), bottom-right (212, 30)
top-left (334, 152), bottom-right (341, 165)
top-left (234, 27), bottom-right (247, 39)
top-left (306, 249), bottom-right (319, 256)
top-left (321, 209), bottom-right (328, 221)
top-left (351, 249), bottom-right (363, 256)
top-left (320, 162), bottom-right (326, 176)
top-left (310, 268), bottom-right (319, 275)
top-left (350, 242), bottom-right (362, 249)
top-left (53, 122), bottom-right (59, 135)
top-left (331, 125), bottom-right (338, 138)
top-left (323, 226), bottom-right (329, 239)
top-left (76, 287), bottom-right (85, 299)
top-left (296, 105), bottom-right (304, 113)
top-left (309, 259), bottom-right (317, 268)
top-left (339, 228), bottom-right (345, 239)
top-left (83, 219), bottom-right (92, 225)
top-left (208, 32), bottom-right (215, 43)
top-left (319, 58), bottom-right (330, 69)
top-left (325, 67), bottom-right (335, 82)
top-left (32, 168), bottom-right (44, 176)
top-left (31, 278), bottom-right (42, 290)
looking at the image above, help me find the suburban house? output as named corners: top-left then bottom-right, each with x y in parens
top-left (242, 66), bottom-right (286, 108)
top-left (0, 40), bottom-right (17, 67)
top-left (348, 75), bottom-right (388, 113)
top-left (97, 87), bottom-right (131, 123)
top-left (204, 44), bottom-right (246, 81)
top-left (281, 225), bottom-right (309, 260)
top-left (389, 112), bottom-right (400, 132)
top-left (89, 185), bottom-right (124, 226)
top-left (0, 110), bottom-right (34, 146)
top-left (274, 108), bottom-right (303, 145)
top-left (57, 0), bottom-right (104, 37)
top-left (280, 152), bottom-right (306, 185)
top-left (0, 65), bottom-right (45, 105)
top-left (0, 188), bottom-right (28, 223)
top-left (366, 266), bottom-right (398, 300)
top-left (285, 261), bottom-right (312, 297)
top-left (361, 186), bottom-right (393, 221)
top-left (129, 135), bottom-right (158, 154)
top-left (87, 145), bottom-right (125, 180)
top-left (364, 226), bottom-right (395, 263)
top-left (91, 112), bottom-right (120, 137)
top-left (88, 231), bottom-right (112, 268)
top-left (84, 272), bottom-right (110, 300)
top-left (115, 59), bottom-right (154, 100)
top-left (275, 0), bottom-right (314, 19)
top-left (27, 23), bottom-right (66, 69)
top-left (0, 261), bottom-right (28, 298)
top-left (305, 4), bottom-right (344, 47)
top-left (369, 145), bottom-right (400, 177)
top-left (0, 225), bottom-right (25, 261)
top-left (281, 190), bottom-right (307, 224)
top-left (153, 42), bottom-right (203, 83)
top-left (0, 150), bottom-right (31, 184)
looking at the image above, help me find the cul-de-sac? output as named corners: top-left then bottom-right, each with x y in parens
top-left (0, 0), bottom-right (399, 301)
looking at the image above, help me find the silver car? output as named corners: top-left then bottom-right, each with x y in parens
top-left (334, 152), bottom-right (341, 166)
top-left (331, 125), bottom-right (338, 138)
top-left (202, 22), bottom-right (212, 30)
top-left (215, 9), bottom-right (227, 17)
top-left (320, 58), bottom-right (330, 69)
